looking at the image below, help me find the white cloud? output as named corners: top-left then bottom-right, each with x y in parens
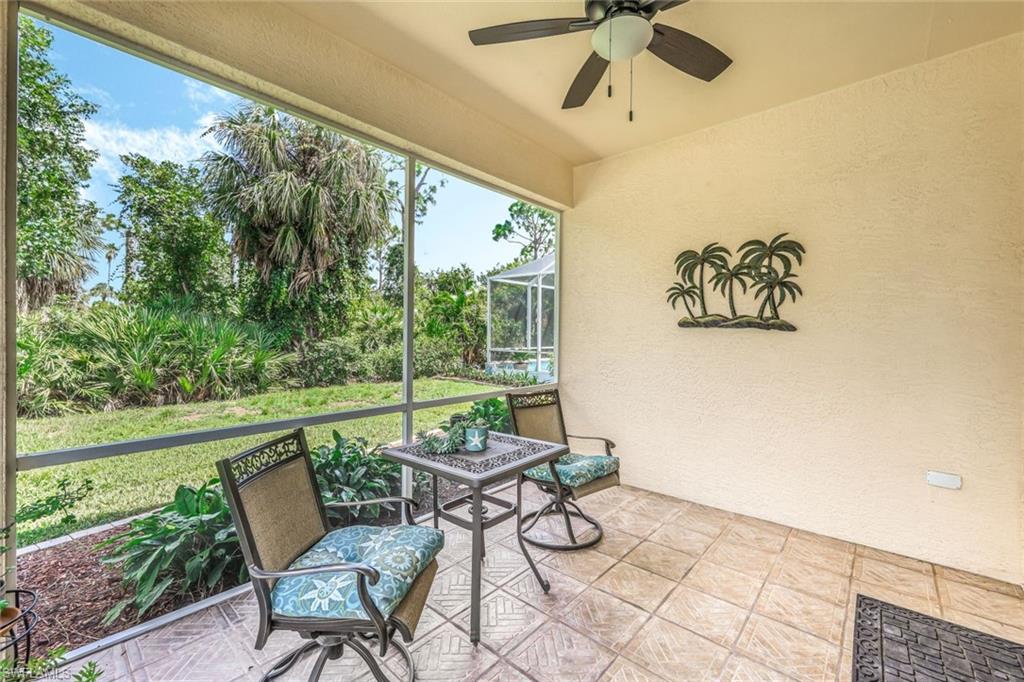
top-left (183, 78), bottom-right (238, 111)
top-left (74, 84), bottom-right (119, 113)
top-left (83, 118), bottom-right (220, 184)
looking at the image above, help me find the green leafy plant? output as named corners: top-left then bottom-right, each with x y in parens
top-left (296, 336), bottom-right (358, 387)
top-left (0, 645), bottom-right (104, 681)
top-left (417, 428), bottom-right (464, 455)
top-left (312, 431), bottom-right (402, 522)
top-left (466, 397), bottom-right (510, 433)
top-left (15, 475), bottom-right (93, 525)
top-left (99, 478), bottom-right (245, 624)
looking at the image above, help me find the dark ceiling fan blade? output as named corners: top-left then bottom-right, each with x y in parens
top-left (469, 18), bottom-right (592, 46)
top-left (642, 0), bottom-right (690, 15)
top-left (562, 51), bottom-right (609, 109)
top-left (648, 23), bottom-right (732, 82)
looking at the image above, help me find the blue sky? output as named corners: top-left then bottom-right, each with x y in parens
top-left (37, 16), bottom-right (526, 290)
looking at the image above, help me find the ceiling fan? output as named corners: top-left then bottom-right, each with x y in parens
top-left (468, 0), bottom-right (732, 111)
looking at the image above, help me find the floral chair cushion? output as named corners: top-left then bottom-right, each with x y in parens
top-left (270, 524), bottom-right (444, 620)
top-left (524, 453), bottom-right (620, 489)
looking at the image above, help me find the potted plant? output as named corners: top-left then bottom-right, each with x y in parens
top-left (511, 351), bottom-right (532, 371)
top-left (463, 418), bottom-right (489, 452)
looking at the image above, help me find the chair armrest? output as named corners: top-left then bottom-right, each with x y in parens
top-left (566, 434), bottom-right (616, 455)
top-left (249, 562), bottom-right (380, 585)
top-left (326, 496), bottom-right (418, 525)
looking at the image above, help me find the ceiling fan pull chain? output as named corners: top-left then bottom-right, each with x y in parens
top-left (629, 57), bottom-right (634, 122)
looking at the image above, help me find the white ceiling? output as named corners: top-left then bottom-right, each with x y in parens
top-left (291, 1), bottom-right (1024, 166)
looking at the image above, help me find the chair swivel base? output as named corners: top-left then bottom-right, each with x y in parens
top-left (520, 497), bottom-right (603, 551)
top-left (262, 634), bottom-right (414, 682)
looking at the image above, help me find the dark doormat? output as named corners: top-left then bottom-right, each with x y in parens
top-left (853, 594), bottom-right (1024, 681)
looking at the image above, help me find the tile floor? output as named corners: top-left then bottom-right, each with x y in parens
top-left (63, 484), bottom-right (1024, 681)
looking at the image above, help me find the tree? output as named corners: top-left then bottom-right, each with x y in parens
top-left (89, 282), bottom-right (115, 304)
top-left (104, 242), bottom-right (119, 290)
top-left (709, 261), bottom-right (754, 318)
top-left (492, 201), bottom-right (556, 261)
top-left (674, 243), bottom-right (730, 317)
top-left (753, 266), bottom-right (803, 319)
top-left (114, 154), bottom-right (230, 309)
top-left (16, 17), bottom-right (105, 312)
top-left (739, 233), bottom-right (806, 319)
top-left (202, 105), bottom-right (394, 342)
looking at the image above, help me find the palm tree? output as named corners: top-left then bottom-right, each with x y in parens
top-left (665, 282), bottom-right (700, 319)
top-left (674, 243), bottom-right (731, 316)
top-left (753, 266), bottom-right (803, 319)
top-left (89, 281), bottom-right (115, 303)
top-left (202, 105), bottom-right (394, 296)
top-left (739, 233), bottom-right (805, 318)
top-left (104, 242), bottom-right (118, 288)
top-left (709, 262), bottom-right (754, 318)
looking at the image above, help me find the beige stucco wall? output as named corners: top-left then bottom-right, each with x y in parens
top-left (31, 0), bottom-right (573, 209)
top-left (561, 34), bottom-right (1024, 582)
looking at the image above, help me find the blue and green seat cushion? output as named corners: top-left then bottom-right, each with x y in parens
top-left (524, 453), bottom-right (620, 489)
top-left (270, 524), bottom-right (444, 620)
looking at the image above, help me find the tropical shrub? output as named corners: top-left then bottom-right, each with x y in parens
top-left (295, 336), bottom-right (359, 387)
top-left (413, 335), bottom-right (462, 379)
top-left (312, 431), bottom-right (402, 523)
top-left (99, 479), bottom-right (246, 624)
top-left (16, 302), bottom-right (293, 414)
top-left (356, 342), bottom-right (404, 382)
top-left (452, 366), bottom-right (538, 388)
top-left (0, 645), bottom-right (103, 681)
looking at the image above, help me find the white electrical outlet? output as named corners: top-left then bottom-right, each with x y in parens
top-left (926, 471), bottom-right (962, 490)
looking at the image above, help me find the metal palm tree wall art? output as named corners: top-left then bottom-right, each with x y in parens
top-left (666, 233), bottom-right (806, 331)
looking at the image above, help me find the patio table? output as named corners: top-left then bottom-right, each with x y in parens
top-left (381, 432), bottom-right (567, 644)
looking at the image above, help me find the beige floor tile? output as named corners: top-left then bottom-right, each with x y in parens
top-left (476, 662), bottom-right (536, 681)
top-left (428, 564), bottom-right (499, 617)
top-left (683, 559), bottom-right (765, 609)
top-left (593, 527), bottom-right (644, 559)
top-left (647, 522), bottom-right (717, 556)
top-left (508, 620), bottom-right (617, 682)
top-left (848, 580), bottom-right (941, 617)
top-left (465, 542), bottom-right (535, 586)
top-left (855, 546), bottom-right (931, 573)
top-left (594, 562), bottom-right (676, 612)
top-left (837, 649), bottom-right (853, 682)
top-left (735, 614), bottom-right (839, 682)
top-left (667, 510), bottom-right (729, 539)
top-left (768, 556), bottom-right (850, 605)
top-left (719, 654), bottom-right (796, 681)
top-left (942, 608), bottom-right (1024, 644)
top-left (454, 589), bottom-right (548, 654)
top-left (126, 606), bottom-right (231, 669)
top-left (60, 645), bottom-right (133, 681)
top-left (622, 616), bottom-right (730, 681)
top-left (782, 536), bottom-right (854, 576)
top-left (134, 631), bottom-right (260, 681)
top-left (655, 584), bottom-right (749, 646)
top-left (542, 548), bottom-right (617, 583)
top-left (754, 584), bottom-right (846, 644)
top-left (627, 495), bottom-right (684, 521)
top-left (559, 586), bottom-right (651, 652)
top-left (623, 541), bottom-right (697, 581)
top-left (437, 528), bottom-right (474, 568)
top-left (937, 579), bottom-right (1024, 628)
top-left (598, 508), bottom-right (664, 538)
top-left (704, 538), bottom-right (778, 580)
top-left (724, 518), bottom-right (790, 553)
top-left (936, 566), bottom-right (1024, 598)
top-left (790, 530), bottom-right (855, 555)
top-left (599, 656), bottom-right (667, 681)
top-left (852, 556), bottom-right (937, 601)
top-left (405, 622), bottom-right (501, 682)
top-left (505, 564), bottom-right (588, 614)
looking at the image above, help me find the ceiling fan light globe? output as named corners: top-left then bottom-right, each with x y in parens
top-left (591, 14), bottom-right (654, 62)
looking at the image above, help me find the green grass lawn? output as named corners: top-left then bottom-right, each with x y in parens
top-left (16, 379), bottom-right (489, 545)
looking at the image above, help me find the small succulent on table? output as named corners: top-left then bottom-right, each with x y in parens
top-left (417, 426), bottom-right (465, 455)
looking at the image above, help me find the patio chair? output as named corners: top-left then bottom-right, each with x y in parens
top-left (216, 429), bottom-right (443, 682)
top-left (506, 388), bottom-right (620, 551)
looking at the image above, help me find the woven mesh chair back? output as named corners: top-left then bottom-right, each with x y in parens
top-left (507, 389), bottom-right (568, 445)
top-left (219, 430), bottom-right (328, 572)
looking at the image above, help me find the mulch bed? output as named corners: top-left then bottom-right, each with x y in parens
top-left (17, 527), bottom-right (239, 657)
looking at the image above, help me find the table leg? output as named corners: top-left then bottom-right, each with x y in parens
top-left (516, 473), bottom-right (550, 593)
top-left (470, 487), bottom-right (484, 645)
top-left (431, 474), bottom-right (439, 529)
